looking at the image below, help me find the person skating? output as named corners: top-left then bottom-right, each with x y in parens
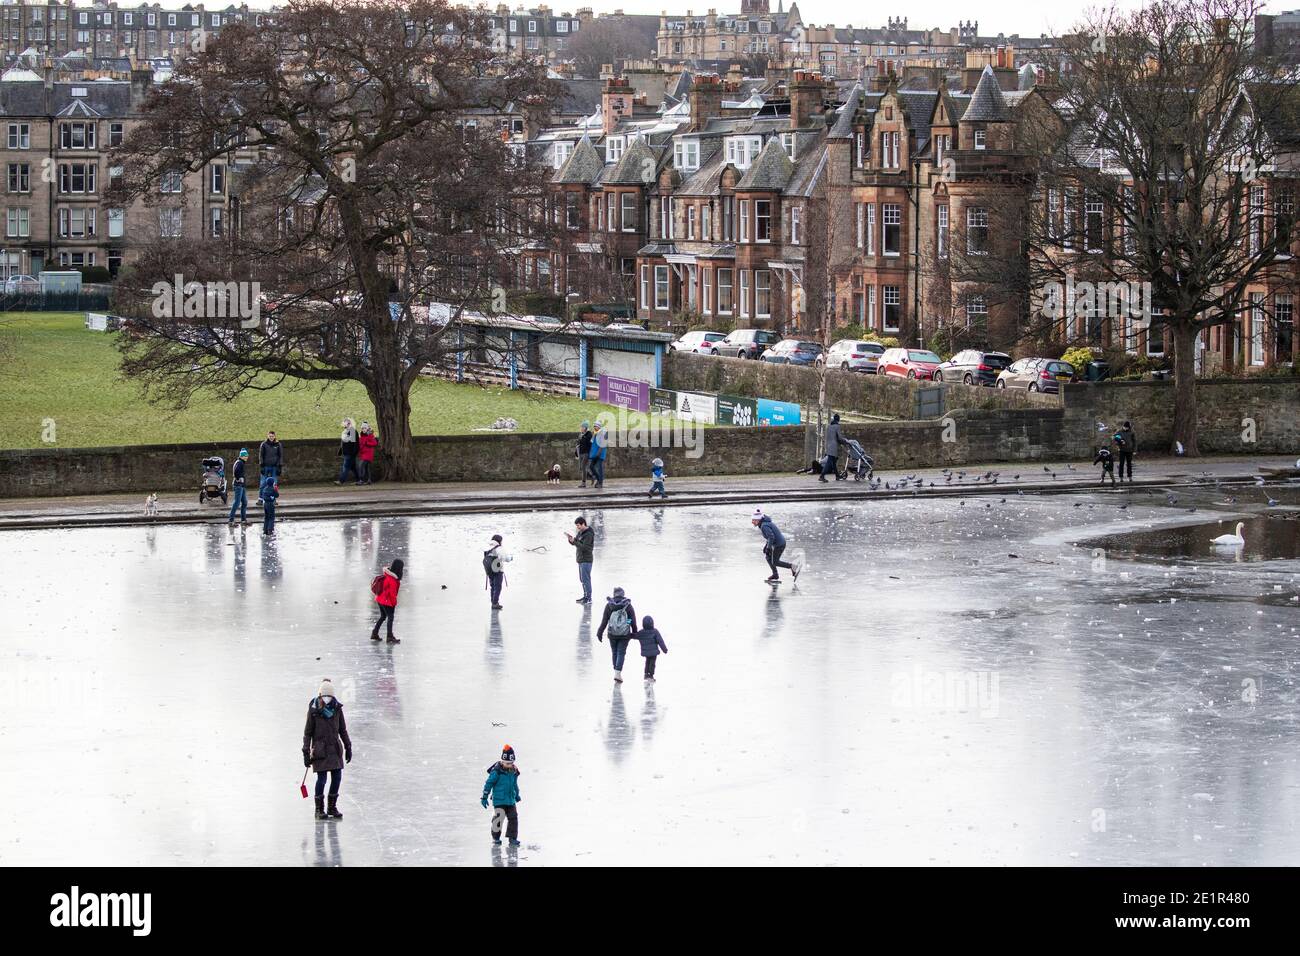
top-left (260, 472), bottom-right (279, 535)
top-left (483, 534), bottom-right (511, 609)
top-left (336, 418), bottom-right (360, 485)
top-left (752, 508), bottom-right (800, 583)
top-left (588, 422), bottom-right (607, 489)
top-left (566, 516), bottom-right (595, 604)
top-left (595, 586), bottom-right (638, 682)
top-left (1114, 421), bottom-right (1137, 483)
top-left (576, 421), bottom-right (594, 487)
top-left (370, 558), bottom-right (403, 643)
top-left (820, 413), bottom-right (844, 482)
top-left (481, 745), bottom-right (522, 846)
top-left (1093, 446), bottom-right (1117, 487)
top-left (357, 423), bottom-right (378, 485)
top-left (227, 447), bottom-right (250, 525)
top-left (303, 678), bottom-right (352, 821)
top-left (636, 615), bottom-right (668, 682)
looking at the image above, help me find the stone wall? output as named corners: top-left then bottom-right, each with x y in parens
top-left (663, 351), bottom-right (1058, 419)
top-left (0, 426), bottom-right (808, 498)
top-left (1061, 378), bottom-right (1300, 457)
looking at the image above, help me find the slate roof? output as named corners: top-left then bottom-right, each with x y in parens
top-left (827, 82), bottom-right (862, 139)
top-left (0, 80), bottom-right (135, 118)
top-left (604, 138), bottom-right (661, 185)
top-left (735, 136), bottom-right (795, 190)
top-left (963, 65), bottom-right (1011, 122)
top-left (553, 136), bottom-right (604, 185)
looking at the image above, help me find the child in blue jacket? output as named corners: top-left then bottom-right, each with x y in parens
top-left (648, 457), bottom-right (667, 499)
top-left (259, 474), bottom-right (280, 535)
top-left (481, 745), bottom-right (522, 846)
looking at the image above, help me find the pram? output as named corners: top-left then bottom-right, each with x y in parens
top-left (199, 456), bottom-right (228, 504)
top-left (837, 438), bottom-right (873, 482)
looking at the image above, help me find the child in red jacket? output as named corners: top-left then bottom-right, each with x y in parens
top-left (370, 559), bottom-right (403, 644)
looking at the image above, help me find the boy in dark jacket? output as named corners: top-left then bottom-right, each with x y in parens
top-left (1114, 421), bottom-right (1137, 483)
top-left (259, 473), bottom-right (279, 535)
top-left (303, 678), bottom-right (352, 820)
top-left (1093, 446), bottom-right (1116, 487)
top-left (637, 615), bottom-right (668, 681)
top-left (371, 559), bottom-right (403, 643)
top-left (596, 586), bottom-right (638, 682)
top-left (481, 745), bottom-right (522, 846)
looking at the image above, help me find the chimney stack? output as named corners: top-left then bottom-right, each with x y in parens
top-left (789, 69), bottom-right (827, 130)
top-left (602, 75), bottom-right (634, 134)
top-left (688, 72), bottom-right (724, 130)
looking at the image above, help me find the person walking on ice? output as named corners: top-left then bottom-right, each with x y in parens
top-left (752, 508), bottom-right (801, 584)
top-left (303, 679), bottom-right (352, 821)
top-left (370, 558), bottom-right (403, 643)
top-left (566, 516), bottom-right (595, 604)
top-left (637, 615), bottom-right (668, 682)
top-left (481, 745), bottom-right (522, 846)
top-left (596, 586), bottom-right (638, 682)
top-left (483, 534), bottom-right (510, 610)
top-left (648, 457), bottom-right (667, 499)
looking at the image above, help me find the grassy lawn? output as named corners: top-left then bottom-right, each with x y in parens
top-left (0, 311), bottom-right (620, 449)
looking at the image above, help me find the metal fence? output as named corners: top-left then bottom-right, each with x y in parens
top-left (0, 287), bottom-right (113, 313)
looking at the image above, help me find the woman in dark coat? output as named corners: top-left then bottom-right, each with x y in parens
top-left (303, 678), bottom-right (352, 820)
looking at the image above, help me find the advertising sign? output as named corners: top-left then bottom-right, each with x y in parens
top-left (675, 391), bottom-right (716, 424)
top-left (755, 398), bottom-right (802, 426)
top-left (598, 375), bottom-right (650, 412)
top-left (716, 395), bottom-right (758, 427)
top-left (649, 388), bottom-right (677, 416)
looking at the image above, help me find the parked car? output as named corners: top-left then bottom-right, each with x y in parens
top-left (3, 274), bottom-right (39, 294)
top-left (671, 330), bottom-right (727, 354)
top-left (720, 328), bottom-right (780, 359)
top-left (761, 339), bottom-right (822, 365)
top-left (818, 339), bottom-right (886, 373)
top-left (996, 357), bottom-right (1077, 393)
top-left (934, 349), bottom-right (1012, 386)
top-left (879, 347), bottom-right (943, 380)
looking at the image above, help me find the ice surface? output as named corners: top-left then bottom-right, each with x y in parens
top-left (2, 493), bottom-right (1298, 866)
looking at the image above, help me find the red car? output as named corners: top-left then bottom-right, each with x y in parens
top-left (879, 347), bottom-right (943, 381)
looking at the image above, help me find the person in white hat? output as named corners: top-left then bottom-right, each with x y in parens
top-left (302, 678), bottom-right (352, 820)
top-left (751, 509), bottom-right (799, 583)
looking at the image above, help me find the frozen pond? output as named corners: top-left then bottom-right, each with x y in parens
top-left (2, 492), bottom-right (1299, 866)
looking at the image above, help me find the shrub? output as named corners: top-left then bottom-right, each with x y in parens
top-left (1060, 346), bottom-right (1097, 371)
top-left (80, 266), bottom-right (113, 283)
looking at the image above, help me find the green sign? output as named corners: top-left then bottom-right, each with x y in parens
top-left (649, 387), bottom-right (676, 416)
top-left (716, 395), bottom-right (758, 427)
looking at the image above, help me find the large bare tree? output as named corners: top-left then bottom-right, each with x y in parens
top-left (943, 0), bottom-right (1297, 454)
top-left (109, 0), bottom-right (560, 479)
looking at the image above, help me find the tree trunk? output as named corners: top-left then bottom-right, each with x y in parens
top-left (1170, 321), bottom-right (1199, 457)
top-left (367, 375), bottom-right (417, 481)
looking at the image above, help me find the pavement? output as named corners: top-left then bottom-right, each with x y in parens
top-left (1, 454), bottom-right (1295, 530)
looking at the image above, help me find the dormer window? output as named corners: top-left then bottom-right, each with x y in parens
top-left (605, 137), bottom-right (625, 164)
top-left (725, 135), bottom-right (762, 170)
top-left (974, 129), bottom-right (986, 150)
top-left (673, 138), bottom-right (699, 171)
top-left (781, 133), bottom-right (796, 160)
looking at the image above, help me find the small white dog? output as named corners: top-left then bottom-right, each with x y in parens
top-left (144, 493), bottom-right (158, 517)
top-left (545, 464), bottom-right (562, 484)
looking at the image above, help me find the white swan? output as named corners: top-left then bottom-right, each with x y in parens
top-left (1211, 522), bottom-right (1245, 547)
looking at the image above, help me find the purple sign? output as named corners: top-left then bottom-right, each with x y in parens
top-left (598, 375), bottom-right (650, 412)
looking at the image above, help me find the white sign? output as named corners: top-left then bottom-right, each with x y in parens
top-left (675, 391), bottom-right (716, 424)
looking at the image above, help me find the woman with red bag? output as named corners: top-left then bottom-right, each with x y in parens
top-left (369, 559), bottom-right (403, 644)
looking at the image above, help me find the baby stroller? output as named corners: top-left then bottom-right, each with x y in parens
top-left (838, 438), bottom-right (874, 482)
top-left (199, 456), bottom-right (228, 505)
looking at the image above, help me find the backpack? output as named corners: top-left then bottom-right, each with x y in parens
top-left (608, 604), bottom-right (632, 637)
top-left (370, 574), bottom-right (385, 596)
top-left (482, 550), bottom-right (498, 576)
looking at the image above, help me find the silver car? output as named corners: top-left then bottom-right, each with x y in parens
top-left (818, 339), bottom-right (885, 373)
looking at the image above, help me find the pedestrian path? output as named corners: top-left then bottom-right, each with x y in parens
top-left (0, 456), bottom-right (1293, 530)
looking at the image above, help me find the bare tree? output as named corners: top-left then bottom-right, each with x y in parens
top-left (108, 0), bottom-right (560, 479)
top-left (957, 0), bottom-right (1298, 454)
top-left (565, 16), bottom-right (659, 78)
